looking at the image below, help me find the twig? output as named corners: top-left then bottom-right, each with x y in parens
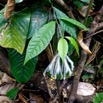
top-left (50, 79), bottom-right (68, 103)
top-left (83, 0), bottom-right (94, 25)
top-left (85, 29), bottom-right (103, 40)
top-left (53, 0), bottom-right (75, 19)
top-left (18, 93), bottom-right (28, 103)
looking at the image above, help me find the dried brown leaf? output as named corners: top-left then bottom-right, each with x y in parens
top-left (4, 0), bottom-right (15, 19)
top-left (0, 96), bottom-right (12, 103)
top-left (78, 30), bottom-right (92, 54)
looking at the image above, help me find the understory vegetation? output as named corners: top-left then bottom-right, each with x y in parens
top-left (0, 0), bottom-right (103, 103)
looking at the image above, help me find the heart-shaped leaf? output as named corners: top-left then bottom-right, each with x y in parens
top-left (0, 8), bottom-right (31, 54)
top-left (24, 21), bottom-right (56, 64)
top-left (9, 49), bottom-right (38, 83)
top-left (58, 38), bottom-right (68, 62)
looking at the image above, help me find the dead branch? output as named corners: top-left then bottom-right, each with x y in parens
top-left (68, 6), bottom-right (103, 103)
top-left (85, 28), bottom-right (103, 40)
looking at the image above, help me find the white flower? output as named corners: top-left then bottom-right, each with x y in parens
top-left (43, 53), bottom-right (74, 80)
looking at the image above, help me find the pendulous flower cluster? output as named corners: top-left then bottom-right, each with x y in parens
top-left (43, 54), bottom-right (74, 80)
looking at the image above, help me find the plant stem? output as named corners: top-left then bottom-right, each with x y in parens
top-left (83, 0), bottom-right (94, 25)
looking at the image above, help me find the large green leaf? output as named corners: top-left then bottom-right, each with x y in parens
top-left (54, 7), bottom-right (88, 31)
top-left (66, 36), bottom-right (79, 56)
top-left (24, 21), bottom-right (56, 64)
top-left (7, 88), bottom-right (19, 100)
top-left (28, 9), bottom-right (48, 39)
top-left (60, 21), bottom-right (77, 39)
top-left (53, 7), bottom-right (77, 39)
top-left (0, 9), bottom-right (31, 54)
top-left (9, 49), bottom-right (38, 83)
top-left (61, 18), bottom-right (89, 31)
top-left (57, 38), bottom-right (68, 62)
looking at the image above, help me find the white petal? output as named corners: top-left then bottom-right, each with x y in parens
top-left (66, 56), bottom-right (74, 70)
top-left (43, 54), bottom-right (58, 76)
top-left (54, 56), bottom-right (63, 79)
top-left (63, 58), bottom-right (72, 79)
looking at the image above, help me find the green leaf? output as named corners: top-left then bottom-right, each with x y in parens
top-left (57, 38), bottom-right (68, 62)
top-left (24, 21), bottom-right (55, 64)
top-left (16, 0), bottom-right (23, 3)
top-left (93, 92), bottom-right (103, 103)
top-left (68, 42), bottom-right (74, 56)
top-left (60, 20), bottom-right (77, 39)
top-left (80, 0), bottom-right (90, 4)
top-left (53, 7), bottom-right (77, 39)
top-left (73, 0), bottom-right (84, 8)
top-left (0, 9), bottom-right (6, 31)
top-left (28, 9), bottom-right (48, 39)
top-left (66, 36), bottom-right (79, 56)
top-left (7, 88), bottom-right (19, 100)
top-left (0, 8), bottom-right (31, 54)
top-left (53, 7), bottom-right (88, 31)
top-left (53, 7), bottom-right (68, 18)
top-left (61, 18), bottom-right (89, 31)
top-left (9, 49), bottom-right (38, 83)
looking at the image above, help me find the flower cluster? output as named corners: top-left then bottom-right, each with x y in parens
top-left (43, 54), bottom-right (74, 80)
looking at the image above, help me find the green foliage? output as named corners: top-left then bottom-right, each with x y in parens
top-left (28, 9), bottom-right (48, 39)
top-left (66, 36), bottom-right (79, 56)
top-left (86, 17), bottom-right (93, 27)
top-left (82, 73), bottom-right (94, 81)
top-left (0, 9), bottom-right (6, 31)
top-left (7, 88), bottom-right (19, 100)
top-left (80, 0), bottom-right (90, 4)
top-left (53, 7), bottom-right (68, 18)
top-left (60, 20), bottom-right (77, 39)
top-left (0, 8), bottom-right (30, 54)
top-left (24, 21), bottom-right (56, 64)
top-left (68, 42), bottom-right (75, 56)
top-left (53, 7), bottom-right (77, 39)
top-left (60, 18), bottom-right (89, 31)
top-left (73, 0), bottom-right (84, 8)
top-left (0, 1), bottom-right (88, 83)
top-left (93, 92), bottom-right (103, 103)
top-left (9, 49), bottom-right (38, 83)
top-left (57, 38), bottom-right (68, 62)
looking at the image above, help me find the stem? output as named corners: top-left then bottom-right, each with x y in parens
top-left (56, 80), bottom-right (61, 103)
top-left (83, 0), bottom-right (94, 25)
top-left (53, 8), bottom-right (64, 37)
